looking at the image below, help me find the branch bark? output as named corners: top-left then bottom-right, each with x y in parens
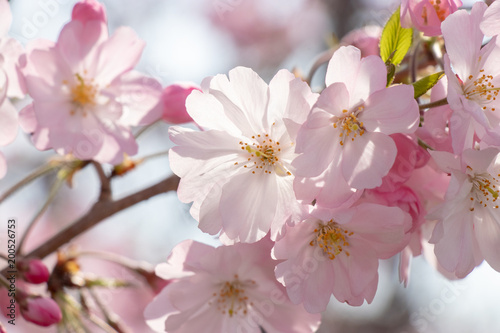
top-left (17, 174), bottom-right (180, 262)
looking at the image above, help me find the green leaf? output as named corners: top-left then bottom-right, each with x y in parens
top-left (413, 71), bottom-right (445, 99)
top-left (380, 7), bottom-right (413, 67)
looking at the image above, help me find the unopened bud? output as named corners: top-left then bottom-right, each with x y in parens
top-left (161, 83), bottom-right (200, 124)
top-left (18, 259), bottom-right (50, 284)
top-left (72, 0), bottom-right (107, 25)
top-left (21, 296), bottom-right (62, 327)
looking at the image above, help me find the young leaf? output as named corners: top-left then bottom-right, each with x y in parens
top-left (380, 7), bottom-right (413, 67)
top-left (413, 71), bottom-right (445, 99)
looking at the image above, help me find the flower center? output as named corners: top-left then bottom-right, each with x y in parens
top-left (467, 166), bottom-right (500, 211)
top-left (464, 70), bottom-right (499, 112)
top-left (309, 220), bottom-right (353, 260)
top-left (237, 133), bottom-right (292, 177)
top-left (421, 0), bottom-right (447, 24)
top-left (64, 73), bottom-right (99, 116)
top-left (212, 275), bottom-right (256, 317)
top-left (333, 108), bottom-right (365, 146)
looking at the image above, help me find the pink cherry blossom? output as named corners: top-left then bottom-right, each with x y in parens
top-left (72, 0), bottom-right (107, 25)
top-left (169, 67), bottom-right (316, 243)
top-left (442, 2), bottom-right (500, 153)
top-left (273, 203), bottom-right (411, 312)
top-left (428, 148), bottom-right (500, 278)
top-left (144, 239), bottom-right (321, 333)
top-left (293, 46), bottom-right (419, 208)
top-left (401, 0), bottom-right (463, 36)
top-left (20, 3), bottom-right (162, 164)
top-left (161, 83), bottom-right (200, 124)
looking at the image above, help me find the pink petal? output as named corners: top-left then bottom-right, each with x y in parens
top-left (316, 159), bottom-right (361, 208)
top-left (0, 96), bottom-right (17, 146)
top-left (361, 84), bottom-right (419, 134)
top-left (144, 284), bottom-right (178, 331)
top-left (94, 27), bottom-right (145, 85)
top-left (313, 82), bottom-right (350, 117)
top-left (208, 69), bottom-right (266, 136)
top-left (432, 207), bottom-right (482, 278)
top-left (293, 120), bottom-right (340, 177)
top-left (24, 48), bottom-right (73, 101)
top-left (269, 69), bottom-right (317, 128)
top-left (168, 127), bottom-right (240, 177)
top-left (480, 0), bottom-right (500, 37)
top-left (325, 46), bottom-right (386, 106)
top-left (57, 20), bottom-right (107, 72)
top-left (227, 67), bottom-right (270, 130)
top-left (342, 132), bottom-right (397, 189)
top-left (108, 71), bottom-right (162, 126)
top-left (0, 152), bottom-right (6, 179)
top-left (441, 2), bottom-right (487, 81)
top-left (0, 38), bottom-right (26, 98)
top-left (462, 147), bottom-right (499, 172)
top-left (0, 0), bottom-right (12, 37)
top-left (475, 209), bottom-right (500, 272)
top-left (428, 150), bottom-right (460, 174)
top-left (220, 172), bottom-right (278, 242)
top-left (185, 89), bottom-right (242, 135)
top-left (346, 203), bottom-right (410, 259)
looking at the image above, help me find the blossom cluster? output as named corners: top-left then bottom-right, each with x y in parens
top-left (1, 0), bottom-right (500, 331)
top-left (152, 1), bottom-right (500, 332)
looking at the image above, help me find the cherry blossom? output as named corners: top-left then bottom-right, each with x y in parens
top-left (293, 46), bottom-right (419, 208)
top-left (428, 148), bottom-right (500, 277)
top-left (169, 67), bottom-right (316, 243)
top-left (20, 0), bottom-right (162, 164)
top-left (442, 1), bottom-right (500, 152)
top-left (144, 239), bottom-right (321, 333)
top-left (273, 204), bottom-right (411, 312)
top-left (401, 0), bottom-right (462, 36)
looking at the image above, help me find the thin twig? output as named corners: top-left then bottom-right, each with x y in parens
top-left (0, 163), bottom-right (57, 204)
top-left (134, 120), bottom-right (160, 140)
top-left (18, 177), bottom-right (65, 255)
top-left (419, 97), bottom-right (448, 110)
top-left (411, 40), bottom-right (422, 84)
top-left (430, 39), bottom-right (444, 70)
top-left (306, 47), bottom-right (338, 86)
top-left (88, 288), bottom-right (132, 333)
top-left (77, 251), bottom-right (154, 272)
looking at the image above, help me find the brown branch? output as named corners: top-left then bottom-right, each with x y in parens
top-left (7, 174), bottom-right (179, 267)
top-left (92, 161), bottom-right (112, 202)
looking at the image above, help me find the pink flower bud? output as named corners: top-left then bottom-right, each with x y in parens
top-left (18, 259), bottom-right (50, 284)
top-left (161, 83), bottom-right (200, 124)
top-left (340, 26), bottom-right (382, 58)
top-left (21, 297), bottom-right (62, 327)
top-left (400, 0), bottom-right (462, 36)
top-left (72, 0), bottom-right (107, 24)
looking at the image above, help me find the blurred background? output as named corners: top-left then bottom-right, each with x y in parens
top-left (1, 0), bottom-right (500, 332)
